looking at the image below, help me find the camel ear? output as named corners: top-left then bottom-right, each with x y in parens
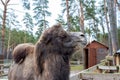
top-left (35, 42), bottom-right (45, 74)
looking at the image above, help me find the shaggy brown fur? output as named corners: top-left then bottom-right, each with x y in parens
top-left (34, 24), bottom-right (81, 80)
top-left (8, 24), bottom-right (86, 80)
top-left (12, 43), bottom-right (34, 64)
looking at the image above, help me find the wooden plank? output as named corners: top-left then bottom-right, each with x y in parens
top-left (0, 73), bottom-right (7, 77)
top-left (70, 72), bottom-right (80, 80)
top-left (80, 73), bottom-right (120, 80)
top-left (116, 56), bottom-right (120, 66)
top-left (98, 66), bottom-right (117, 70)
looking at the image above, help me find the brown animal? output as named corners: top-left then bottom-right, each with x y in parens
top-left (8, 24), bottom-right (87, 80)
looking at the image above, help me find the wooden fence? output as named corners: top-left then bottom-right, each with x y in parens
top-left (0, 59), bottom-right (12, 77)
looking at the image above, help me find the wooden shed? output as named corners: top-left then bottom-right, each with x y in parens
top-left (84, 40), bottom-right (108, 69)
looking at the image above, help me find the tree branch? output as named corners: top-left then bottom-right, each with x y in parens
top-left (5, 0), bottom-right (10, 4)
top-left (116, 0), bottom-right (120, 10)
top-left (1, 0), bottom-right (5, 5)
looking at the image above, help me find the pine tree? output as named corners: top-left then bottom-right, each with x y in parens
top-left (33, 0), bottom-right (51, 38)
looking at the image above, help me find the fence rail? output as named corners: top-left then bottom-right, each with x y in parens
top-left (0, 59), bottom-right (12, 77)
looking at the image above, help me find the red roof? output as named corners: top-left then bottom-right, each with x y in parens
top-left (85, 40), bottom-right (108, 49)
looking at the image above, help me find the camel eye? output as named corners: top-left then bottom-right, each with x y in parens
top-left (80, 34), bottom-right (84, 37)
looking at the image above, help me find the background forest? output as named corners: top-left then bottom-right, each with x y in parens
top-left (0, 0), bottom-right (120, 59)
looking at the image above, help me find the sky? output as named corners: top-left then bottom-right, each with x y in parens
top-left (0, 0), bottom-right (62, 32)
top-left (47, 0), bottom-right (62, 26)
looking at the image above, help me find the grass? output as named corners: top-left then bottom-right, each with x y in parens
top-left (70, 65), bottom-right (83, 71)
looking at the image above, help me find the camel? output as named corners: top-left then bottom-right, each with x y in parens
top-left (8, 24), bottom-right (87, 80)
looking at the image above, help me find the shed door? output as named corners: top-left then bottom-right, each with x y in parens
top-left (84, 49), bottom-right (88, 69)
top-left (88, 48), bottom-right (96, 67)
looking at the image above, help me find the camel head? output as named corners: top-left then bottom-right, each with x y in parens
top-left (66, 32), bottom-right (87, 47)
top-left (38, 24), bottom-right (87, 50)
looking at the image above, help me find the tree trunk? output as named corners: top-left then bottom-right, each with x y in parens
top-left (66, 0), bottom-right (71, 31)
top-left (107, 0), bottom-right (119, 54)
top-left (93, 19), bottom-right (99, 39)
top-left (7, 27), bottom-right (11, 59)
top-left (79, 0), bottom-right (84, 33)
top-left (100, 17), bottom-right (106, 42)
top-left (1, 0), bottom-right (10, 55)
top-left (43, 3), bottom-right (46, 31)
top-left (104, 0), bottom-right (113, 55)
top-left (24, 31), bottom-right (27, 43)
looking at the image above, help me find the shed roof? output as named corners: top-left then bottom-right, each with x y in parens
top-left (114, 49), bottom-right (120, 55)
top-left (117, 49), bottom-right (120, 53)
top-left (84, 40), bottom-right (108, 49)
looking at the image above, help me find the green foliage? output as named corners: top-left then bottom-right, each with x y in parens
top-left (23, 12), bottom-right (34, 34)
top-left (71, 52), bottom-right (82, 61)
top-left (56, 14), bottom-right (68, 30)
top-left (61, 0), bottom-right (78, 16)
top-left (58, 0), bottom-right (107, 41)
top-left (70, 16), bottom-right (80, 31)
top-left (58, 0), bottom-right (80, 31)
top-left (21, 0), bottom-right (30, 10)
top-left (35, 22), bottom-right (44, 39)
top-left (33, 0), bottom-right (51, 38)
top-left (6, 9), bottom-right (21, 28)
top-left (97, 33), bottom-right (108, 45)
top-left (83, 0), bottom-right (101, 40)
top-left (56, 15), bottom-right (66, 25)
top-left (83, 0), bottom-right (96, 20)
top-left (2, 27), bottom-right (37, 48)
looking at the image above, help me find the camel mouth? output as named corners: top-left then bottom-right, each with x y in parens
top-left (70, 35), bottom-right (87, 46)
top-left (76, 40), bottom-right (87, 45)
top-left (63, 40), bottom-right (77, 48)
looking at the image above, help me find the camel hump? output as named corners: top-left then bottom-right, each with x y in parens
top-left (12, 43), bottom-right (34, 64)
